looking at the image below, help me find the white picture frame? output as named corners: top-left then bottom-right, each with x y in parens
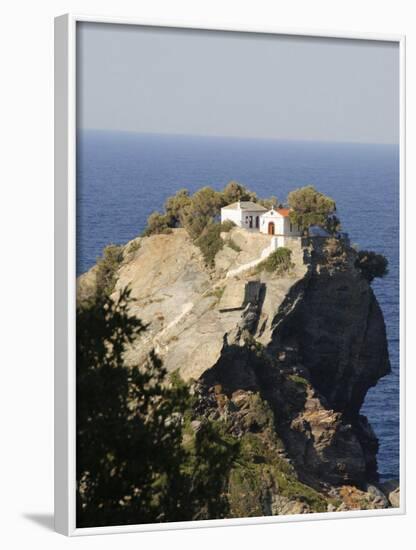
top-left (54, 13), bottom-right (406, 536)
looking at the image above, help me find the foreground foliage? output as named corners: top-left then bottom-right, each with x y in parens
top-left (76, 289), bottom-right (239, 527)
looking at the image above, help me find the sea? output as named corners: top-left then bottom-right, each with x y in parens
top-left (76, 129), bottom-right (400, 482)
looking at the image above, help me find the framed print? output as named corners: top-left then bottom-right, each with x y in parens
top-left (54, 14), bottom-right (405, 536)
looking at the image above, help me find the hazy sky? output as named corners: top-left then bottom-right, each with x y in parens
top-left (77, 23), bottom-right (399, 144)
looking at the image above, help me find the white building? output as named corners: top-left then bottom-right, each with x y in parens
top-left (221, 201), bottom-right (302, 247)
top-left (259, 207), bottom-right (300, 235)
top-left (220, 201), bottom-right (268, 230)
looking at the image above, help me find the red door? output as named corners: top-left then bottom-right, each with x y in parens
top-left (268, 222), bottom-right (275, 235)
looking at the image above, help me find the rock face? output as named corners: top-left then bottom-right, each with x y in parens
top-left (271, 261), bottom-right (390, 416)
top-left (380, 480), bottom-right (400, 507)
top-left (78, 228), bottom-right (394, 514)
top-left (261, 241), bottom-right (391, 483)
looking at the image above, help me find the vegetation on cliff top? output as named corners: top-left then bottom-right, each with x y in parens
top-left (142, 181), bottom-right (275, 266)
top-left (144, 182), bottom-right (341, 240)
top-left (93, 181), bottom-right (387, 289)
top-left (257, 247), bottom-right (294, 274)
top-left (355, 250), bottom-right (389, 282)
top-left (195, 220), bottom-right (237, 267)
top-left (320, 238), bottom-right (388, 284)
top-left (287, 185), bottom-right (340, 234)
top-left (194, 223), bottom-right (224, 267)
top-left (95, 244), bottom-right (124, 297)
top-left (142, 181), bottom-right (343, 267)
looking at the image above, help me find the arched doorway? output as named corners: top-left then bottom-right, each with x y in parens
top-left (255, 216), bottom-right (260, 229)
top-left (268, 222), bottom-right (275, 235)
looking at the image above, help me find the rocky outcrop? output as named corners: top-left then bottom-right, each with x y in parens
top-left (262, 240), bottom-right (391, 483)
top-left (379, 480), bottom-right (400, 507)
top-left (269, 261), bottom-right (390, 416)
top-left (78, 228), bottom-right (394, 514)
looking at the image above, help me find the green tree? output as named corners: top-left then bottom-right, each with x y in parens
top-left (95, 244), bottom-right (124, 297)
top-left (195, 223), bottom-right (224, 267)
top-left (180, 187), bottom-right (223, 239)
top-left (355, 250), bottom-right (388, 282)
top-left (258, 196), bottom-right (281, 210)
top-left (142, 211), bottom-right (172, 237)
top-left (164, 188), bottom-right (191, 227)
top-left (181, 421), bottom-right (240, 520)
top-left (76, 288), bottom-right (238, 527)
top-left (143, 183), bottom-right (284, 244)
top-left (220, 219), bottom-right (236, 232)
top-left (221, 180), bottom-right (257, 204)
top-left (287, 185), bottom-right (336, 233)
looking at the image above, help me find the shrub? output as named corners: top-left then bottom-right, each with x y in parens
top-left (324, 237), bottom-right (347, 268)
top-left (164, 189), bottom-right (191, 227)
top-left (220, 220), bottom-right (236, 232)
top-left (227, 401), bottom-right (327, 517)
top-left (355, 250), bottom-right (388, 282)
top-left (195, 223), bottom-right (224, 267)
top-left (226, 238), bottom-right (242, 253)
top-left (289, 374), bottom-right (309, 387)
top-left (259, 248), bottom-right (293, 273)
top-left (325, 214), bottom-right (342, 234)
top-left (126, 239), bottom-right (141, 254)
top-left (95, 244), bottom-right (124, 296)
top-left (142, 211), bottom-right (172, 236)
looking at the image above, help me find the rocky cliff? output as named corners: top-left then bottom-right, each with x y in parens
top-left (78, 227), bottom-right (398, 515)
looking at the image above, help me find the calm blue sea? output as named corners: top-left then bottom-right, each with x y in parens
top-left (77, 130), bottom-right (400, 482)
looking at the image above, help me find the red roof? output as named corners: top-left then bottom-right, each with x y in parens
top-left (277, 208), bottom-right (290, 217)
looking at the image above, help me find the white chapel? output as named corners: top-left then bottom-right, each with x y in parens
top-left (221, 201), bottom-right (301, 244)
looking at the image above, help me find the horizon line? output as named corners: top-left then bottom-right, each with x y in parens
top-left (77, 127), bottom-right (399, 147)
